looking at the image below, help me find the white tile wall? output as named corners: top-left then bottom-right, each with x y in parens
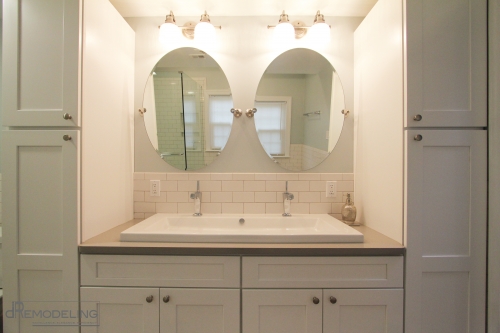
top-left (133, 173), bottom-right (354, 219)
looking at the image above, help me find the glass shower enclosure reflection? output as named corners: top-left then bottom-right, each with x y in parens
top-left (153, 71), bottom-right (206, 170)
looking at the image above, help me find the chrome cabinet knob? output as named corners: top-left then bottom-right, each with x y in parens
top-left (163, 296), bottom-right (170, 303)
top-left (63, 113), bottom-right (72, 120)
top-left (63, 135), bottom-right (72, 141)
top-left (413, 114), bottom-right (422, 121)
top-left (146, 295), bottom-right (154, 303)
top-left (329, 296), bottom-right (337, 304)
top-left (312, 297), bottom-right (320, 304)
top-left (414, 134), bottom-right (423, 141)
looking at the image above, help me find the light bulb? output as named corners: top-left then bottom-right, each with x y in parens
top-left (272, 11), bottom-right (295, 46)
top-left (273, 22), bottom-right (295, 44)
top-left (159, 11), bottom-right (181, 47)
top-left (309, 22), bottom-right (330, 44)
top-left (194, 21), bottom-right (216, 43)
top-left (308, 11), bottom-right (330, 44)
top-left (159, 22), bottom-right (181, 46)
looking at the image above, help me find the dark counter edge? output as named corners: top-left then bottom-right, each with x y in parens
top-left (79, 219), bottom-right (405, 256)
top-left (79, 246), bottom-right (404, 256)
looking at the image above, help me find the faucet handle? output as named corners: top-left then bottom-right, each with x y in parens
top-left (288, 193), bottom-right (294, 200)
top-left (190, 193), bottom-right (196, 199)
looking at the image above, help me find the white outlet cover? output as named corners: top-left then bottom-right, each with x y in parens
top-left (150, 180), bottom-right (161, 197)
top-left (326, 181), bottom-right (337, 197)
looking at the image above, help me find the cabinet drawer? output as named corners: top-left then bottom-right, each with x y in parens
top-left (242, 256), bottom-right (403, 288)
top-left (81, 255), bottom-right (240, 288)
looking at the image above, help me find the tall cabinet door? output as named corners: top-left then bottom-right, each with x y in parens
top-left (242, 289), bottom-right (323, 333)
top-left (405, 130), bottom-right (487, 333)
top-left (2, 0), bottom-right (81, 126)
top-left (2, 130), bottom-right (80, 332)
top-left (80, 287), bottom-right (160, 333)
top-left (405, 0), bottom-right (487, 127)
top-left (160, 288), bottom-right (240, 333)
top-left (323, 289), bottom-right (403, 333)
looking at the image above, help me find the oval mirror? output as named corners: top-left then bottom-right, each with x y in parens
top-left (142, 48), bottom-right (233, 170)
top-left (254, 48), bottom-right (345, 171)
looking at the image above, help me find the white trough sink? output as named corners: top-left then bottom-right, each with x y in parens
top-left (120, 214), bottom-right (364, 243)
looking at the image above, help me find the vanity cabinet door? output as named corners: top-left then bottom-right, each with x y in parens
top-left (80, 287), bottom-right (160, 333)
top-left (160, 288), bottom-right (240, 333)
top-left (2, 130), bottom-right (80, 332)
top-left (405, 0), bottom-right (487, 127)
top-left (323, 289), bottom-right (403, 333)
top-left (405, 130), bottom-right (486, 333)
top-left (2, 0), bottom-right (81, 127)
top-left (242, 289), bottom-right (323, 333)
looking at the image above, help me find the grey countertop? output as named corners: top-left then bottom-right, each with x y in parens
top-left (79, 219), bottom-right (405, 256)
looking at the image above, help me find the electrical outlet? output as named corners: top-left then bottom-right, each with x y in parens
top-left (150, 180), bottom-right (160, 197)
top-left (326, 181), bottom-right (337, 197)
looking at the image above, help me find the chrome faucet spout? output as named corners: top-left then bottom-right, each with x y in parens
top-left (282, 181), bottom-right (294, 217)
top-left (190, 181), bottom-right (202, 216)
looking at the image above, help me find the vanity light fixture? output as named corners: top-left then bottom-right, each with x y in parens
top-left (309, 11), bottom-right (331, 43)
top-left (159, 10), bottom-right (221, 45)
top-left (268, 10), bottom-right (331, 42)
top-left (159, 11), bottom-right (181, 46)
top-left (271, 11), bottom-right (295, 43)
top-left (194, 11), bottom-right (217, 43)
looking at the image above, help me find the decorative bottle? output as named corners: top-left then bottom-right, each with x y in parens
top-left (341, 193), bottom-right (357, 225)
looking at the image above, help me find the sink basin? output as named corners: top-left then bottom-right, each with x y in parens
top-left (120, 214), bottom-right (364, 243)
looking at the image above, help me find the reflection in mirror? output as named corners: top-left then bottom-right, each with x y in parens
top-left (143, 48), bottom-right (233, 171)
top-left (255, 48), bottom-right (345, 171)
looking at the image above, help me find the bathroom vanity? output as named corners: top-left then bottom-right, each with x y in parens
top-left (1, 0), bottom-right (488, 332)
top-left (79, 220), bottom-right (404, 333)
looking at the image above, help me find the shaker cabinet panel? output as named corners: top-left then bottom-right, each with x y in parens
top-left (242, 256), bottom-right (403, 289)
top-left (242, 289), bottom-right (323, 333)
top-left (2, 130), bottom-right (80, 332)
top-left (323, 289), bottom-right (404, 333)
top-left (2, 0), bottom-right (81, 126)
top-left (405, 0), bottom-right (487, 127)
top-left (405, 129), bottom-right (487, 333)
top-left (81, 255), bottom-right (240, 288)
top-left (160, 288), bottom-right (240, 333)
top-left (81, 287), bottom-right (160, 333)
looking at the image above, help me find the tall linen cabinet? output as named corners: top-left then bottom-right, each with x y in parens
top-left (355, 0), bottom-right (487, 332)
top-left (1, 0), bottom-right (135, 331)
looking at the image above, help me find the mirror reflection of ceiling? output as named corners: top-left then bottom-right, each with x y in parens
top-left (265, 49), bottom-right (332, 74)
top-left (108, 0), bottom-right (377, 17)
top-left (155, 49), bottom-right (220, 69)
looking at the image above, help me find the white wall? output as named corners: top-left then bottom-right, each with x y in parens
top-left (0, 4), bottom-right (3, 173)
top-left (128, 16), bottom-right (362, 173)
top-left (354, 0), bottom-right (404, 243)
top-left (81, 0), bottom-right (135, 241)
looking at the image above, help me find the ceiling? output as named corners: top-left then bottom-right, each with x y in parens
top-left (108, 0), bottom-right (378, 18)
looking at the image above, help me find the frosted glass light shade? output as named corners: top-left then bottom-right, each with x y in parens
top-left (273, 22), bottom-right (295, 44)
top-left (159, 22), bottom-right (181, 46)
top-left (194, 22), bottom-right (216, 43)
top-left (309, 22), bottom-right (330, 44)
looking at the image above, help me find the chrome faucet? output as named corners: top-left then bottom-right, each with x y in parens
top-left (282, 181), bottom-right (294, 217)
top-left (190, 181), bottom-right (202, 216)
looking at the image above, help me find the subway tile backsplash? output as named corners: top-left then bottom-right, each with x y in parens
top-left (133, 173), bottom-right (354, 219)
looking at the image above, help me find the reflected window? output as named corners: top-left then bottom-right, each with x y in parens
top-left (255, 97), bottom-right (291, 156)
top-left (183, 97), bottom-right (197, 149)
top-left (207, 94), bottom-right (233, 150)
